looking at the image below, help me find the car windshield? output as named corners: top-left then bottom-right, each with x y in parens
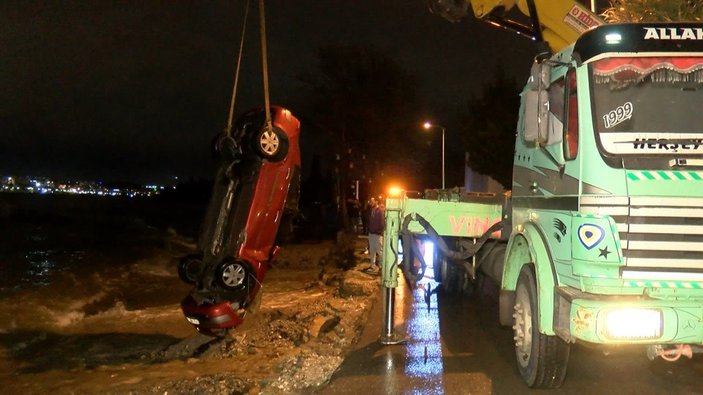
top-left (590, 57), bottom-right (703, 156)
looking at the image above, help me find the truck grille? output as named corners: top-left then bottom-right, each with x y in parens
top-left (580, 196), bottom-right (703, 270)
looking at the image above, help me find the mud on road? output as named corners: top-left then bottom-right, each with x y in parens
top-left (0, 234), bottom-right (380, 395)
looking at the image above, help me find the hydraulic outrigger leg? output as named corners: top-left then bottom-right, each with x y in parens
top-left (379, 196), bottom-right (405, 345)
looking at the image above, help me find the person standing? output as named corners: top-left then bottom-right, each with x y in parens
top-left (366, 197), bottom-right (385, 272)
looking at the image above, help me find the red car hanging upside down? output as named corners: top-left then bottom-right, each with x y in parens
top-left (178, 106), bottom-right (301, 336)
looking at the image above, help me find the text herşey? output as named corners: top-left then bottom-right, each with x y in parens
top-left (633, 139), bottom-right (703, 150)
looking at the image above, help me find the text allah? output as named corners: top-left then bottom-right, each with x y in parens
top-left (644, 27), bottom-right (703, 40)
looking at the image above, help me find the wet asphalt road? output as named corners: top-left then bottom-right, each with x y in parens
top-left (318, 275), bottom-right (703, 395)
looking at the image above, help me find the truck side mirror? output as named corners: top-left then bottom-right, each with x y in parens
top-left (523, 62), bottom-right (551, 144)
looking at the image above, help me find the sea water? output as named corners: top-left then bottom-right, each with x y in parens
top-left (0, 192), bottom-right (202, 331)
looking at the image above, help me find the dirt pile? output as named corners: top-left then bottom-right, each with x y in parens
top-left (149, 239), bottom-right (379, 394)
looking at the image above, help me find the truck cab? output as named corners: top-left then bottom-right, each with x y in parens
top-left (510, 21), bottom-right (703, 346)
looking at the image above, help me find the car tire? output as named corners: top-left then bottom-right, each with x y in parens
top-left (214, 134), bottom-right (239, 162)
top-left (215, 260), bottom-right (249, 290)
top-left (254, 125), bottom-right (288, 161)
top-left (178, 255), bottom-right (203, 285)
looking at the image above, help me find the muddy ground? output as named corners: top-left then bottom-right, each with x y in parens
top-left (0, 230), bottom-right (380, 394)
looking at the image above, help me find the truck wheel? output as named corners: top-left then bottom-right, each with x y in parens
top-left (513, 265), bottom-right (570, 388)
top-left (254, 125), bottom-right (288, 161)
top-left (438, 253), bottom-right (466, 295)
top-left (215, 260), bottom-right (249, 290)
top-left (432, 243), bottom-right (442, 281)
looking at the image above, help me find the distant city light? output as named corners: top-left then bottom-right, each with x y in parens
top-left (0, 175), bottom-right (166, 198)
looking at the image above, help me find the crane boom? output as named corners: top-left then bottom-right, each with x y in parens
top-left (427, 0), bottom-right (603, 54)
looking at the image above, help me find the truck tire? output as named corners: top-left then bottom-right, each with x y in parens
top-left (513, 265), bottom-right (570, 388)
top-left (432, 241), bottom-right (442, 281)
top-left (437, 252), bottom-right (466, 295)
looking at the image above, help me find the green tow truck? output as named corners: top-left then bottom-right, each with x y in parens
top-left (381, 1), bottom-right (703, 388)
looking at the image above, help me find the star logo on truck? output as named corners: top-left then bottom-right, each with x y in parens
top-left (599, 246), bottom-right (611, 258)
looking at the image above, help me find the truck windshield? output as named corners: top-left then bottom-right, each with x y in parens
top-left (590, 57), bottom-right (703, 157)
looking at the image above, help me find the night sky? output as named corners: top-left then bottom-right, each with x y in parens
top-left (1, 0), bottom-right (538, 184)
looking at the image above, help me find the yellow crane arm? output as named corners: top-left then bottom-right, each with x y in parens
top-left (428, 0), bottom-right (604, 54)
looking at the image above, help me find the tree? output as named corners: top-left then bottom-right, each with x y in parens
top-left (299, 45), bottom-right (425, 230)
top-left (457, 66), bottom-right (520, 189)
top-left (604, 0), bottom-right (703, 22)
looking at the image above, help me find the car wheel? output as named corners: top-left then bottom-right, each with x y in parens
top-left (178, 255), bottom-right (202, 285)
top-left (254, 125), bottom-right (288, 161)
top-left (215, 260), bottom-right (249, 290)
top-left (214, 134), bottom-right (239, 162)
top-left (514, 265), bottom-right (570, 388)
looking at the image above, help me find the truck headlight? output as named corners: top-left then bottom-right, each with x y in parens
top-left (604, 309), bottom-right (662, 340)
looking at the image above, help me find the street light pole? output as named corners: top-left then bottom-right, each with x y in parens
top-left (441, 126), bottom-right (445, 189)
top-left (423, 122), bottom-right (446, 189)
